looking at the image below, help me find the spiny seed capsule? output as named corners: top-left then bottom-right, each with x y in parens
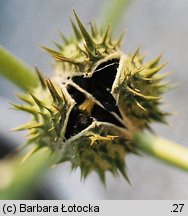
top-left (14, 10), bottom-right (168, 182)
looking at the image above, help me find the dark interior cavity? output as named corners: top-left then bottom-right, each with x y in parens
top-left (65, 59), bottom-right (124, 139)
top-left (65, 106), bottom-right (93, 139)
top-left (66, 84), bottom-right (86, 105)
top-left (91, 104), bottom-right (123, 127)
top-left (72, 59), bottom-right (120, 113)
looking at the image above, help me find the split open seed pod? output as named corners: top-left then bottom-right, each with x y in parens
top-left (14, 11), bottom-right (168, 182)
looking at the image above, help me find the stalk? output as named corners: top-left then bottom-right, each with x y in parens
top-left (100, 0), bottom-right (131, 30)
top-left (0, 46), bottom-right (39, 91)
top-left (0, 147), bottom-right (60, 200)
top-left (134, 132), bottom-right (188, 171)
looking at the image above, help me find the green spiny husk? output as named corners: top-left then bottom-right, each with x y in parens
top-left (14, 11), bottom-right (169, 183)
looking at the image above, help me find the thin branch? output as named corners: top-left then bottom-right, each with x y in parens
top-left (134, 132), bottom-right (188, 171)
top-left (0, 46), bottom-right (39, 91)
top-left (100, 0), bottom-right (132, 31)
top-left (0, 147), bottom-right (59, 199)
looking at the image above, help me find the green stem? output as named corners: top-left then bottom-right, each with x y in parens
top-left (0, 147), bottom-right (59, 199)
top-left (100, 0), bottom-right (132, 30)
top-left (0, 46), bottom-right (39, 91)
top-left (134, 132), bottom-right (188, 171)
